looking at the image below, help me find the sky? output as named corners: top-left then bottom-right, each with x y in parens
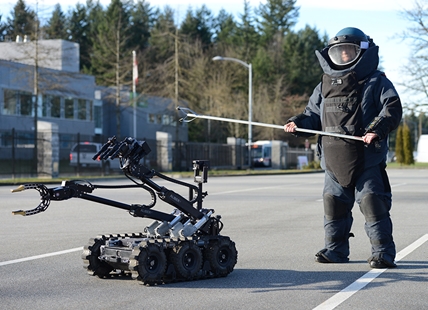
top-left (1, 0), bottom-right (420, 108)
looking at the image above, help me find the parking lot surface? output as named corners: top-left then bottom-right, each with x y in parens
top-left (1, 169), bottom-right (427, 310)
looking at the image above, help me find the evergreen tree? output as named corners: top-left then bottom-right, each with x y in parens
top-left (256, 0), bottom-right (299, 46)
top-left (212, 9), bottom-right (238, 47)
top-left (67, 3), bottom-right (93, 71)
top-left (235, 0), bottom-right (260, 61)
top-left (127, 0), bottom-right (158, 93)
top-left (90, 0), bottom-right (134, 85)
top-left (0, 14), bottom-right (7, 41)
top-left (129, 0), bottom-right (157, 51)
top-left (148, 6), bottom-right (176, 65)
top-left (179, 5), bottom-right (213, 49)
top-left (90, 0), bottom-right (135, 137)
top-left (143, 5), bottom-right (186, 99)
top-left (44, 3), bottom-right (67, 39)
top-left (0, 0), bottom-right (349, 144)
top-left (403, 123), bottom-right (415, 165)
top-left (252, 45), bottom-right (277, 85)
top-left (5, 0), bottom-right (37, 41)
top-left (282, 26), bottom-right (327, 95)
top-left (84, 0), bottom-right (106, 73)
top-left (395, 125), bottom-right (404, 164)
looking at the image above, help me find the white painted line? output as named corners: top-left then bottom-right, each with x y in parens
top-left (391, 183), bottom-right (407, 188)
top-left (210, 185), bottom-right (284, 195)
top-left (394, 234), bottom-right (428, 262)
top-left (0, 247), bottom-right (83, 267)
top-left (313, 234), bottom-right (428, 310)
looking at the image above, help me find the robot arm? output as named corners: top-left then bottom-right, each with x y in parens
top-left (11, 137), bottom-right (209, 225)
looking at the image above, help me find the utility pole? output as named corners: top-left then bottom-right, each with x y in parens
top-left (132, 50), bottom-right (137, 138)
top-left (33, 1), bottom-right (39, 176)
top-left (174, 23), bottom-right (180, 170)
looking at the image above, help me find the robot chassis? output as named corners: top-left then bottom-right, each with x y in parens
top-left (11, 136), bottom-right (238, 285)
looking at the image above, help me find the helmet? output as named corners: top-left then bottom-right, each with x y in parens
top-left (327, 27), bottom-right (370, 68)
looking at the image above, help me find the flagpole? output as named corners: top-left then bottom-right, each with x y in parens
top-left (132, 50), bottom-right (137, 138)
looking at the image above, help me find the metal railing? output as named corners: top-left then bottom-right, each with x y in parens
top-left (0, 129), bottom-right (315, 178)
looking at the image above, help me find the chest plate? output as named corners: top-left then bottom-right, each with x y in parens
top-left (321, 71), bottom-right (365, 187)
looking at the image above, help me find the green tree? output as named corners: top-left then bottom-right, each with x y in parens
top-left (43, 3), bottom-right (67, 39)
top-left (147, 6), bottom-right (176, 65)
top-left (0, 14), bottom-right (7, 41)
top-left (5, 0), bottom-right (36, 40)
top-left (235, 0), bottom-right (260, 61)
top-left (283, 26), bottom-right (327, 95)
top-left (90, 0), bottom-right (135, 137)
top-left (142, 5), bottom-right (177, 101)
top-left (403, 123), bottom-right (415, 165)
top-left (255, 0), bottom-right (299, 46)
top-left (67, 3), bottom-right (93, 71)
top-left (252, 45), bottom-right (277, 85)
top-left (395, 125), bottom-right (404, 164)
top-left (179, 5), bottom-right (213, 50)
top-left (212, 9), bottom-right (238, 47)
top-left (0, 0), bottom-right (351, 145)
top-left (90, 0), bottom-right (134, 85)
top-left (129, 0), bottom-right (157, 51)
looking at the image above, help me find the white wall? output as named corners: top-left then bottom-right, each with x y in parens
top-left (0, 39), bottom-right (80, 73)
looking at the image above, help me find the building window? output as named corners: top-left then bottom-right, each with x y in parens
top-left (42, 95), bottom-right (62, 118)
top-left (169, 115), bottom-right (176, 126)
top-left (148, 114), bottom-right (155, 123)
top-left (0, 131), bottom-right (34, 147)
top-left (88, 100), bottom-right (93, 121)
top-left (77, 99), bottom-right (87, 120)
top-left (64, 98), bottom-right (74, 119)
top-left (51, 96), bottom-right (61, 118)
top-left (3, 89), bottom-right (17, 115)
top-left (42, 95), bottom-right (50, 117)
top-left (162, 115), bottom-right (168, 125)
top-left (2, 89), bottom-right (34, 116)
top-left (20, 92), bottom-right (33, 116)
top-left (94, 104), bottom-right (102, 128)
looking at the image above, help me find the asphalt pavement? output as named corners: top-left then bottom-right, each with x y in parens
top-left (0, 169), bottom-right (427, 310)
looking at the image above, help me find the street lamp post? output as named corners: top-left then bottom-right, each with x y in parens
top-left (212, 56), bottom-right (252, 168)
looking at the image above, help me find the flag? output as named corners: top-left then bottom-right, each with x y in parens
top-left (132, 50), bottom-right (138, 86)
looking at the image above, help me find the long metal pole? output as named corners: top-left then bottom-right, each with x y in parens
top-left (248, 63), bottom-right (252, 167)
top-left (132, 50), bottom-right (137, 138)
top-left (212, 56), bottom-right (254, 167)
top-left (178, 110), bottom-right (364, 142)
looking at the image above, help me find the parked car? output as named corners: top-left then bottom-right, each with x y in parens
top-left (69, 142), bottom-right (120, 173)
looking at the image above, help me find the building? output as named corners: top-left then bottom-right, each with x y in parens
top-left (0, 39), bottom-right (97, 144)
top-left (0, 39), bottom-right (187, 163)
top-left (97, 86), bottom-right (188, 142)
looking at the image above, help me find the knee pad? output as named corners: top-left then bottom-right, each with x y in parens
top-left (323, 194), bottom-right (352, 221)
top-left (359, 193), bottom-right (390, 222)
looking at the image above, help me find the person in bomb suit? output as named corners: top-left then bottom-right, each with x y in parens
top-left (284, 27), bottom-right (402, 268)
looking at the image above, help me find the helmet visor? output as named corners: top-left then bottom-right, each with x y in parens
top-left (328, 43), bottom-right (361, 66)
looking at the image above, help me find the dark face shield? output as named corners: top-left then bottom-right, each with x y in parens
top-left (328, 43), bottom-right (362, 67)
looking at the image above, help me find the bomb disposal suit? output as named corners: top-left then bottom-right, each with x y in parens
top-left (287, 27), bottom-right (402, 268)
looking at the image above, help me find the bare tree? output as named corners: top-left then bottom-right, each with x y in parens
top-left (399, 0), bottom-right (428, 112)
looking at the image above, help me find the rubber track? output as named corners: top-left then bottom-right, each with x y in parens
top-left (82, 233), bottom-right (237, 285)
